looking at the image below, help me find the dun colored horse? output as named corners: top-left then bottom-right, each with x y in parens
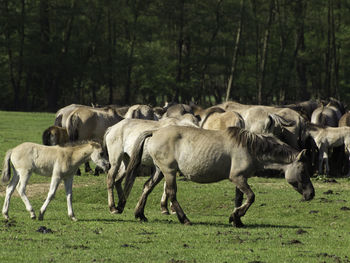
top-left (1, 141), bottom-right (110, 221)
top-left (123, 126), bottom-right (314, 227)
top-left (103, 115), bottom-right (199, 214)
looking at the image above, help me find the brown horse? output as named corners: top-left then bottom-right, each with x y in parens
top-left (42, 126), bottom-right (69, 146)
top-left (124, 126), bottom-right (314, 227)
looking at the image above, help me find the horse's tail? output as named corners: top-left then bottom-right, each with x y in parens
top-left (54, 114), bottom-right (63, 127)
top-left (124, 130), bottom-right (154, 199)
top-left (67, 112), bottom-right (80, 142)
top-left (1, 149), bottom-right (12, 184)
top-left (102, 126), bottom-right (112, 159)
top-left (200, 107), bottom-right (225, 128)
top-left (269, 113), bottom-right (296, 127)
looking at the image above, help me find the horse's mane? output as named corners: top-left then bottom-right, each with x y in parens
top-left (305, 121), bottom-right (325, 130)
top-left (60, 140), bottom-right (101, 148)
top-left (226, 127), bottom-right (297, 163)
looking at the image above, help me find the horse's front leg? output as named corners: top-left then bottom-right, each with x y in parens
top-left (39, 175), bottom-right (61, 220)
top-left (64, 175), bottom-right (77, 221)
top-left (135, 167), bottom-right (164, 221)
top-left (229, 174), bottom-right (255, 228)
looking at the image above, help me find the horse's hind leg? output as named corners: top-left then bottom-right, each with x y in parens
top-left (160, 181), bottom-right (176, 215)
top-left (16, 170), bottom-right (36, 219)
top-left (39, 176), bottom-right (61, 220)
top-left (229, 174), bottom-right (255, 228)
top-left (135, 168), bottom-right (164, 221)
top-left (63, 175), bottom-right (77, 221)
top-left (2, 169), bottom-right (20, 220)
top-left (163, 172), bottom-right (191, 225)
top-left (107, 160), bottom-right (124, 214)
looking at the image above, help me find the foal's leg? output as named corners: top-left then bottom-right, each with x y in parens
top-left (16, 170), bottom-right (36, 219)
top-left (229, 174), bottom-right (255, 228)
top-left (63, 175), bottom-right (77, 221)
top-left (2, 169), bottom-right (20, 220)
top-left (39, 175), bottom-right (62, 220)
top-left (135, 168), bottom-right (164, 221)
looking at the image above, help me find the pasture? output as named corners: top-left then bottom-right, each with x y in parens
top-left (0, 111), bottom-right (350, 263)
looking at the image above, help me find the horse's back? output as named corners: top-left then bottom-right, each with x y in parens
top-left (148, 126), bottom-right (244, 183)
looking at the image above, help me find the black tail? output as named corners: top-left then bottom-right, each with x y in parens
top-left (123, 130), bottom-right (154, 199)
top-left (1, 149), bottom-right (12, 184)
top-left (67, 113), bottom-right (79, 142)
top-left (200, 107), bottom-right (225, 128)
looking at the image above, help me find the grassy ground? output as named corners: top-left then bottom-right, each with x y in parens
top-left (0, 111), bottom-right (350, 263)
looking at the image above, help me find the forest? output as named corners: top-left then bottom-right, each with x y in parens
top-left (1, 0), bottom-right (350, 112)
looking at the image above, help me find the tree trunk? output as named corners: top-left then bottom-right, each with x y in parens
top-left (226, 0), bottom-right (244, 102)
top-left (258, 0), bottom-right (274, 105)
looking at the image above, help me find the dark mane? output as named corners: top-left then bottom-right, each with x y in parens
top-left (60, 140), bottom-right (101, 148)
top-left (226, 127), bottom-right (297, 163)
top-left (305, 122), bottom-right (325, 130)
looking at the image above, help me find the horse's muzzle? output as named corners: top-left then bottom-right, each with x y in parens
top-left (303, 185), bottom-right (315, 201)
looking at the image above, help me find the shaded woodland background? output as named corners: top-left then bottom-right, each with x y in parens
top-left (1, 0), bottom-right (350, 112)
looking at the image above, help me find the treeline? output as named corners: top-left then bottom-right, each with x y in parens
top-left (1, 0), bottom-right (350, 112)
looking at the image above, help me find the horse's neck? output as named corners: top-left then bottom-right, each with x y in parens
top-left (307, 126), bottom-right (323, 139)
top-left (71, 145), bottom-right (93, 165)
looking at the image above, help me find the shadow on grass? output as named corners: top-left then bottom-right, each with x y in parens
top-left (77, 218), bottom-right (136, 223)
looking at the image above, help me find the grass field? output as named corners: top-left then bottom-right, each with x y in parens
top-left (0, 110), bottom-right (350, 263)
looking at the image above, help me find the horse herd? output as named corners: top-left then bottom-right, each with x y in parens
top-left (1, 98), bottom-right (349, 227)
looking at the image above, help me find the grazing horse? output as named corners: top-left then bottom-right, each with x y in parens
top-left (162, 103), bottom-right (194, 119)
top-left (124, 104), bottom-right (157, 120)
top-left (42, 126), bottom-right (69, 146)
top-left (54, 104), bottom-right (86, 127)
top-left (66, 106), bottom-right (123, 175)
top-left (280, 100), bottom-right (319, 121)
top-left (104, 115), bottom-right (199, 214)
top-left (66, 106), bottom-right (124, 142)
top-left (200, 109), bottom-right (245, 130)
top-left (1, 141), bottom-right (110, 221)
top-left (303, 123), bottom-right (350, 176)
top-left (339, 112), bottom-right (350, 127)
top-left (311, 105), bottom-right (339, 127)
top-left (123, 126), bottom-right (314, 227)
top-left (216, 101), bottom-right (305, 150)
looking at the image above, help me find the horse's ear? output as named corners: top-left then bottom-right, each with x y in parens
top-left (296, 149), bottom-right (307, 162)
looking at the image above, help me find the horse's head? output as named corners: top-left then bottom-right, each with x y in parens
top-left (285, 149), bottom-right (315, 201)
top-left (90, 142), bottom-right (110, 173)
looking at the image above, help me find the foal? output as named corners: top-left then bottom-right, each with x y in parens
top-left (1, 141), bottom-right (109, 221)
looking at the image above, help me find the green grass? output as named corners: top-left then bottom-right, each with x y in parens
top-left (0, 111), bottom-right (350, 262)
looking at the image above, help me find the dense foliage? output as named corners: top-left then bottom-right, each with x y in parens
top-left (1, 0), bottom-right (350, 112)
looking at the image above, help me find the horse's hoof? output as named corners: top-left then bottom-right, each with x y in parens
top-left (38, 214), bottom-right (44, 221)
top-left (71, 217), bottom-right (78, 222)
top-left (3, 214), bottom-right (9, 221)
top-left (161, 210), bottom-right (170, 215)
top-left (135, 213), bottom-right (148, 222)
top-left (183, 219), bottom-right (192, 226)
top-left (31, 215), bottom-right (36, 220)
